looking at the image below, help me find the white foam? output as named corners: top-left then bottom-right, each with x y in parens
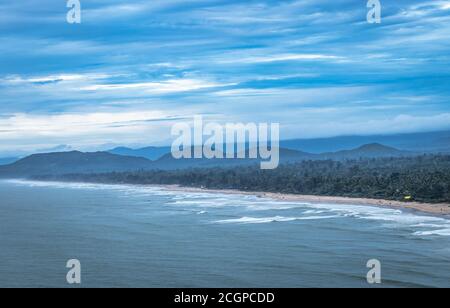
top-left (4, 179), bottom-right (176, 196)
top-left (411, 223), bottom-right (447, 228)
top-left (303, 210), bottom-right (326, 214)
top-left (308, 202), bottom-right (447, 223)
top-left (6, 180), bottom-right (450, 236)
top-left (215, 215), bottom-right (339, 224)
top-left (414, 229), bottom-right (450, 237)
top-left (215, 216), bottom-right (297, 224)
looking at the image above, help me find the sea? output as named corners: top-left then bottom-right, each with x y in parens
top-left (0, 179), bottom-right (449, 288)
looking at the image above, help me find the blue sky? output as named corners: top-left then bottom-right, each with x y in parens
top-left (0, 0), bottom-right (449, 155)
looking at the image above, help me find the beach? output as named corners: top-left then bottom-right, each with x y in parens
top-left (2, 179), bottom-right (450, 287)
top-left (164, 185), bottom-right (450, 216)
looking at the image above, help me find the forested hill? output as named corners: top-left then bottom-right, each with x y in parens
top-left (0, 143), bottom-right (410, 177)
top-left (33, 155), bottom-right (450, 204)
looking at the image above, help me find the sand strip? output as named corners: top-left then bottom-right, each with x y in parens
top-left (160, 185), bottom-right (450, 216)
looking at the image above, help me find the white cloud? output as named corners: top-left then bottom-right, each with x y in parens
top-left (80, 79), bottom-right (235, 94)
top-left (2, 73), bottom-right (111, 84)
top-left (213, 88), bottom-right (284, 97)
top-left (283, 113), bottom-right (450, 139)
top-left (83, 3), bottom-right (149, 21)
top-left (0, 111), bottom-right (166, 136)
top-left (218, 53), bottom-right (342, 64)
top-left (390, 1), bottom-right (450, 20)
top-left (0, 110), bottom-right (179, 152)
top-left (0, 109), bottom-right (199, 154)
top-left (441, 3), bottom-right (450, 10)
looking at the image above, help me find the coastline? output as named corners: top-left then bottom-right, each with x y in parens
top-left (4, 179), bottom-right (450, 216)
top-left (162, 185), bottom-right (450, 216)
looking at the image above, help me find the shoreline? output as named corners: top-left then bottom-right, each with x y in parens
top-left (4, 179), bottom-right (450, 216)
top-left (161, 185), bottom-right (450, 216)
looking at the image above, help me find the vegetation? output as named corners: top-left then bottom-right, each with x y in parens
top-left (33, 155), bottom-right (450, 204)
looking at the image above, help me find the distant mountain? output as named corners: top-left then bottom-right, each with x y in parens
top-left (0, 144), bottom-right (422, 178)
top-left (0, 151), bottom-right (154, 177)
top-left (279, 148), bottom-right (317, 162)
top-left (131, 143), bottom-right (409, 169)
top-left (281, 130), bottom-right (450, 153)
top-left (105, 131), bottom-right (450, 163)
top-left (108, 146), bottom-right (171, 161)
top-left (0, 147), bottom-right (317, 177)
top-left (0, 157), bottom-right (19, 166)
top-left (0, 145), bottom-right (72, 160)
top-left (151, 147), bottom-right (315, 170)
top-left (37, 144), bottom-right (73, 153)
top-left (322, 143), bottom-right (409, 159)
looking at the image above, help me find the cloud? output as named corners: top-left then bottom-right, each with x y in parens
top-left (0, 111), bottom-right (178, 151)
top-left (80, 79), bottom-right (235, 94)
top-left (282, 113), bottom-right (450, 139)
top-left (1, 73), bottom-right (111, 85)
top-left (83, 3), bottom-right (149, 21)
top-left (218, 54), bottom-right (343, 64)
top-left (0, 0), bottom-right (449, 153)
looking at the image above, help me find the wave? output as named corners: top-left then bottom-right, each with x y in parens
top-left (5, 179), bottom-right (450, 236)
top-left (215, 215), bottom-right (340, 224)
top-left (414, 229), bottom-right (450, 237)
top-left (308, 202), bottom-right (449, 222)
top-left (3, 179), bottom-right (177, 196)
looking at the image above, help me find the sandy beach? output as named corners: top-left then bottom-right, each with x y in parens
top-left (162, 185), bottom-right (450, 216)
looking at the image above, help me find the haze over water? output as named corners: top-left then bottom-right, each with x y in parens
top-left (0, 180), bottom-right (449, 288)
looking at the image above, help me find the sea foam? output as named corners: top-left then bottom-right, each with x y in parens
top-left (5, 179), bottom-right (450, 237)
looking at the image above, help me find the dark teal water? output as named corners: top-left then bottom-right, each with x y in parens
top-left (0, 180), bottom-right (449, 288)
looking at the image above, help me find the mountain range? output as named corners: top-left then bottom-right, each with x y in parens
top-left (108, 146), bottom-right (172, 161)
top-left (280, 130), bottom-right (450, 153)
top-left (102, 131), bottom-right (449, 161)
top-left (0, 143), bottom-right (414, 178)
top-left (1, 130), bottom-right (448, 166)
top-left (0, 151), bottom-right (152, 177)
top-left (0, 157), bottom-right (19, 166)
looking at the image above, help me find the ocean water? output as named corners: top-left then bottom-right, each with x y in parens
top-left (0, 179), bottom-right (449, 288)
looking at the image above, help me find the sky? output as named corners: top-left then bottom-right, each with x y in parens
top-left (0, 0), bottom-right (449, 155)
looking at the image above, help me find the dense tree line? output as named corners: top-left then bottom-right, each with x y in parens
top-left (34, 155), bottom-right (450, 204)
